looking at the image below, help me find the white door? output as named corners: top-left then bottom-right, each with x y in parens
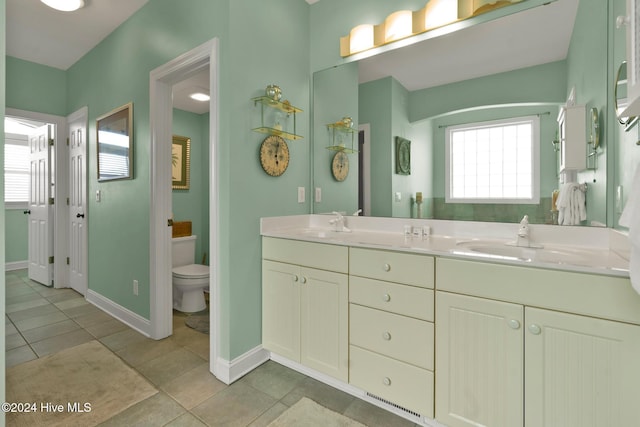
top-left (68, 108), bottom-right (88, 295)
top-left (28, 125), bottom-right (54, 286)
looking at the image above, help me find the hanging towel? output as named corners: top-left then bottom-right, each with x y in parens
top-left (619, 166), bottom-right (640, 295)
top-left (556, 182), bottom-right (587, 225)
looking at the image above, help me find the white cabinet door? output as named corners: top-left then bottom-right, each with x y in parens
top-left (262, 260), bottom-right (301, 362)
top-left (525, 307), bottom-right (640, 427)
top-left (28, 125), bottom-right (53, 286)
top-left (436, 292), bottom-right (524, 427)
top-left (300, 266), bottom-right (348, 382)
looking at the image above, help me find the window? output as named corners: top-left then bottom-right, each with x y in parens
top-left (4, 134), bottom-right (29, 207)
top-left (445, 116), bottom-right (540, 204)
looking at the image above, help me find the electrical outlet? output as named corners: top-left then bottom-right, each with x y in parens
top-left (315, 187), bottom-right (322, 203)
top-left (298, 187), bottom-right (305, 203)
top-left (133, 280), bottom-right (139, 296)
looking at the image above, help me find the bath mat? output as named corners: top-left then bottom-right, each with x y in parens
top-left (267, 397), bottom-right (366, 427)
top-left (185, 315), bottom-right (209, 334)
top-left (6, 340), bottom-right (157, 426)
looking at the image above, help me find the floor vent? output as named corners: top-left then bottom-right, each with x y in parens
top-left (366, 392), bottom-right (422, 419)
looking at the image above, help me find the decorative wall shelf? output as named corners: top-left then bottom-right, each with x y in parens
top-left (252, 96), bottom-right (303, 140)
top-left (326, 121), bottom-right (358, 153)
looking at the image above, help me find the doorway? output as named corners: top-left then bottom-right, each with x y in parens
top-left (5, 109), bottom-right (69, 289)
top-left (149, 39), bottom-right (220, 378)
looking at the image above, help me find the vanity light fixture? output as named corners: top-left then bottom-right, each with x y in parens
top-left (40, 0), bottom-right (85, 12)
top-left (381, 10), bottom-right (413, 44)
top-left (342, 24), bottom-right (375, 56)
top-left (340, 0), bottom-right (523, 57)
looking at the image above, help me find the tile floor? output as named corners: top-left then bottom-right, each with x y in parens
top-left (5, 270), bottom-right (419, 426)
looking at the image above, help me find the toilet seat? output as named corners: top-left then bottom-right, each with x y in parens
top-left (172, 264), bottom-right (209, 279)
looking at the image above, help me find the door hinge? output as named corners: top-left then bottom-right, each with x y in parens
top-left (66, 197), bottom-right (70, 206)
top-left (48, 256), bottom-right (54, 264)
top-left (49, 138), bottom-right (54, 147)
top-left (66, 137), bottom-right (70, 146)
top-left (168, 219), bottom-right (174, 227)
top-left (49, 197), bottom-right (54, 205)
top-left (66, 257), bottom-right (70, 265)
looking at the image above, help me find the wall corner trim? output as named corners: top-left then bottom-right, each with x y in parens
top-left (214, 346), bottom-right (270, 385)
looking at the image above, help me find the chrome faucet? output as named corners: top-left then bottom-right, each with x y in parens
top-left (329, 211), bottom-right (351, 232)
top-left (516, 215), bottom-right (530, 247)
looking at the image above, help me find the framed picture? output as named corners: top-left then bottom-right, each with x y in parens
top-left (395, 136), bottom-right (411, 175)
top-left (96, 102), bottom-right (133, 181)
top-left (172, 135), bottom-right (191, 190)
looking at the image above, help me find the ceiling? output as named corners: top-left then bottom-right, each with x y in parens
top-left (6, 0), bottom-right (577, 114)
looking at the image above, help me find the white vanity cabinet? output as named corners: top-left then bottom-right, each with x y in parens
top-left (436, 258), bottom-right (640, 427)
top-left (262, 237), bottom-right (349, 381)
top-left (348, 247), bottom-right (435, 418)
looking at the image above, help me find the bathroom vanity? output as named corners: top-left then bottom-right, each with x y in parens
top-left (261, 215), bottom-right (640, 427)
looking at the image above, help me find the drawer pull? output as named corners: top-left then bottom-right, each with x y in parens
top-left (292, 275), bottom-right (299, 282)
top-left (382, 293), bottom-right (391, 302)
top-left (382, 332), bottom-right (392, 341)
top-left (383, 263), bottom-right (391, 272)
top-left (528, 324), bottom-right (542, 335)
top-left (383, 377), bottom-right (392, 386)
top-left (300, 276), bottom-right (307, 284)
top-left (508, 319), bottom-right (521, 330)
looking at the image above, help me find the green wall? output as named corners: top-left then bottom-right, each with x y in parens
top-left (5, 210), bottom-right (27, 263)
top-left (6, 56), bottom-right (66, 116)
top-left (63, 0), bottom-right (310, 359)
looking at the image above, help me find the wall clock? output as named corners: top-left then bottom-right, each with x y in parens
top-left (332, 151), bottom-right (349, 181)
top-left (259, 135), bottom-right (289, 177)
top-left (395, 136), bottom-right (411, 175)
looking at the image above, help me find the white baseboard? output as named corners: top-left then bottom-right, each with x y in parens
top-left (214, 345), bottom-right (270, 385)
top-left (86, 290), bottom-right (152, 338)
top-left (6, 261), bottom-right (28, 271)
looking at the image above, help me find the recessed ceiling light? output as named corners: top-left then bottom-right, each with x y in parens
top-left (189, 92), bottom-right (210, 102)
top-left (41, 0), bottom-right (85, 12)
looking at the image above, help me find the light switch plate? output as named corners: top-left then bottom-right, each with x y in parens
top-left (395, 192), bottom-right (402, 202)
top-left (315, 187), bottom-right (322, 203)
top-left (298, 187), bottom-right (305, 203)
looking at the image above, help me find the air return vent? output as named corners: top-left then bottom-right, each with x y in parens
top-left (366, 392), bottom-right (422, 419)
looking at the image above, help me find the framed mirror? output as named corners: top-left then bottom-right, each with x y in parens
top-left (97, 102), bottom-right (133, 181)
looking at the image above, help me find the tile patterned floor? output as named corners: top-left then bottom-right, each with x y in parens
top-left (5, 269), bottom-right (420, 426)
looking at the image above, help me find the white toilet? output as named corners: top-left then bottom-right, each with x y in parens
top-left (172, 235), bottom-right (210, 312)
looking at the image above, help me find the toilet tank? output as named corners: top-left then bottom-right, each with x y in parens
top-left (172, 235), bottom-right (197, 267)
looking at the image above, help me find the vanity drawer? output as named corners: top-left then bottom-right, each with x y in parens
top-left (349, 276), bottom-right (434, 321)
top-left (349, 248), bottom-right (434, 288)
top-left (262, 237), bottom-right (348, 273)
top-left (350, 345), bottom-right (434, 418)
top-left (350, 304), bottom-right (433, 370)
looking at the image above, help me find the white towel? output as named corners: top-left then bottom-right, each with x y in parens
top-left (556, 182), bottom-right (586, 225)
top-left (619, 166), bottom-right (640, 295)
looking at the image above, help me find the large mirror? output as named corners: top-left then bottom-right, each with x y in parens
top-left (97, 102), bottom-right (133, 181)
top-left (312, 0), bottom-right (608, 225)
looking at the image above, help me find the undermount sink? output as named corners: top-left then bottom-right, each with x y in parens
top-left (453, 240), bottom-right (592, 265)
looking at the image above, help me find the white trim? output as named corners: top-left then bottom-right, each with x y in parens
top-left (6, 108), bottom-right (69, 289)
top-left (269, 353), bottom-right (444, 427)
top-left (215, 346), bottom-right (270, 385)
top-left (149, 39), bottom-right (221, 378)
top-left (6, 261), bottom-right (28, 271)
top-left (86, 289), bottom-right (151, 337)
top-left (359, 123), bottom-right (371, 216)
